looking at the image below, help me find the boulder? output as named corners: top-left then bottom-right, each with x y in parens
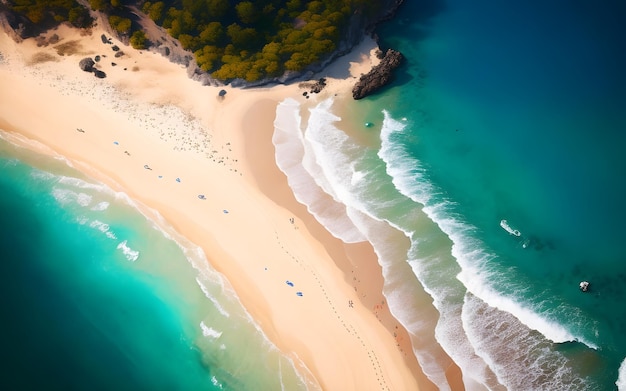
top-left (352, 49), bottom-right (404, 100)
top-left (79, 57), bottom-right (95, 72)
top-left (93, 69), bottom-right (107, 78)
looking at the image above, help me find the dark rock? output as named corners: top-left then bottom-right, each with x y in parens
top-left (111, 62), bottom-right (117, 66)
top-left (352, 49), bottom-right (404, 100)
top-left (101, 34), bottom-right (109, 44)
top-left (94, 55), bottom-right (101, 62)
top-left (111, 45), bottom-right (120, 52)
top-left (114, 51), bottom-right (124, 58)
top-left (49, 34), bottom-right (59, 44)
top-left (79, 57), bottom-right (95, 72)
top-left (310, 77), bottom-right (327, 93)
top-left (93, 70), bottom-right (107, 78)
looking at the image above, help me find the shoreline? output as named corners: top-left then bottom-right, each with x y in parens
top-left (0, 24), bottom-right (441, 389)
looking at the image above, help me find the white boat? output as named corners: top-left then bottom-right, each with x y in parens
top-left (500, 219), bottom-right (521, 236)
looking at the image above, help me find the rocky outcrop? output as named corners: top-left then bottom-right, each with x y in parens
top-left (78, 57), bottom-right (106, 78)
top-left (352, 49), bottom-right (403, 100)
top-left (79, 57), bottom-right (95, 72)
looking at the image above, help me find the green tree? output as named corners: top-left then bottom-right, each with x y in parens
top-left (235, 1), bottom-right (257, 25)
top-left (195, 45), bottom-right (221, 71)
top-left (68, 6), bottom-right (92, 28)
top-left (143, 1), bottom-right (165, 24)
top-left (130, 30), bottom-right (147, 49)
top-left (199, 22), bottom-right (223, 45)
top-left (207, 0), bottom-right (229, 19)
top-left (178, 33), bottom-right (194, 49)
top-left (109, 15), bottom-right (131, 34)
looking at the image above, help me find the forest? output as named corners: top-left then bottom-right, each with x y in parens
top-left (3, 0), bottom-right (388, 82)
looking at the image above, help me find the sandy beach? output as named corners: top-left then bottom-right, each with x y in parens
top-left (0, 24), bottom-right (445, 390)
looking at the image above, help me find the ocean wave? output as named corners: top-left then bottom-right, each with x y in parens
top-left (51, 187), bottom-right (93, 208)
top-left (379, 109), bottom-right (588, 342)
top-left (195, 277), bottom-right (231, 318)
top-left (90, 219), bottom-right (117, 240)
top-left (274, 97), bottom-right (461, 389)
top-left (57, 175), bottom-right (114, 194)
top-left (462, 292), bottom-right (590, 390)
top-left (617, 358), bottom-right (626, 390)
top-left (91, 201), bottom-right (110, 211)
top-left (273, 98), bottom-right (366, 243)
top-left (116, 239), bottom-right (139, 261)
top-left (378, 109), bottom-right (599, 386)
top-left (200, 321), bottom-right (223, 339)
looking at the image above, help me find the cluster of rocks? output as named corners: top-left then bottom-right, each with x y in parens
top-left (299, 78), bottom-right (327, 99)
top-left (352, 49), bottom-right (404, 100)
top-left (79, 57), bottom-right (106, 78)
top-left (78, 34), bottom-right (131, 78)
top-left (101, 34), bottom-right (124, 57)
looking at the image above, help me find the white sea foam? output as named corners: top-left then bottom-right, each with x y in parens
top-left (30, 169), bottom-right (55, 181)
top-left (273, 98), bottom-right (366, 243)
top-left (462, 292), bottom-right (589, 390)
top-left (200, 321), bottom-right (223, 339)
top-left (117, 240), bottom-right (139, 261)
top-left (90, 219), bottom-right (117, 240)
top-left (195, 277), bottom-right (231, 318)
top-left (211, 375), bottom-right (224, 389)
top-left (617, 358), bottom-right (626, 390)
top-left (91, 201), bottom-right (110, 211)
top-left (57, 175), bottom-right (114, 195)
top-left (51, 187), bottom-right (92, 207)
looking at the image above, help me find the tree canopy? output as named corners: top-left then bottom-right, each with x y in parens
top-left (142, 0), bottom-right (386, 82)
top-left (7, 0), bottom-right (93, 29)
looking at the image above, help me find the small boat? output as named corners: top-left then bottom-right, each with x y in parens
top-left (500, 219), bottom-right (521, 236)
top-left (579, 281), bottom-right (590, 292)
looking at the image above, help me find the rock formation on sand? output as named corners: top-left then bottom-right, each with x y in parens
top-left (352, 49), bottom-right (403, 100)
top-left (78, 57), bottom-right (95, 72)
top-left (78, 57), bottom-right (106, 78)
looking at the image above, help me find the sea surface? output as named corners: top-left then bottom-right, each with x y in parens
top-left (0, 137), bottom-right (309, 390)
top-left (276, 0), bottom-right (626, 389)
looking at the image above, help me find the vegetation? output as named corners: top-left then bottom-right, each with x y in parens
top-left (129, 29), bottom-right (148, 49)
top-left (5, 0), bottom-right (389, 82)
top-left (142, 0), bottom-right (387, 82)
top-left (6, 0), bottom-right (93, 29)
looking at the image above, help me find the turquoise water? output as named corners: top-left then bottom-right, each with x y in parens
top-left (0, 137), bottom-right (307, 390)
top-left (275, 0), bottom-right (626, 389)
